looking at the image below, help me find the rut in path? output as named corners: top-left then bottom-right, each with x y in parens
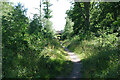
top-left (56, 43), bottom-right (82, 79)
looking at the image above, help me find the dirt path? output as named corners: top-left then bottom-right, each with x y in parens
top-left (64, 47), bottom-right (82, 78)
top-left (56, 44), bottom-right (82, 79)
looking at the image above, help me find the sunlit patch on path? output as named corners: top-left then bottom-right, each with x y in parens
top-left (65, 47), bottom-right (82, 78)
top-left (56, 42), bottom-right (82, 79)
top-left (68, 52), bottom-right (80, 62)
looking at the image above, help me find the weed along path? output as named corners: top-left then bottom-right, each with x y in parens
top-left (56, 42), bottom-right (82, 79)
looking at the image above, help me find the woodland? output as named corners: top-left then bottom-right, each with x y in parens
top-left (1, 0), bottom-right (120, 79)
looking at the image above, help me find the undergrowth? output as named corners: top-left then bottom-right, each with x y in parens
top-left (3, 39), bottom-right (73, 79)
top-left (63, 34), bottom-right (120, 78)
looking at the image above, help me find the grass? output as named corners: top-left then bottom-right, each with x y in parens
top-left (38, 47), bottom-right (73, 78)
top-left (2, 39), bottom-right (73, 79)
top-left (63, 37), bottom-right (120, 78)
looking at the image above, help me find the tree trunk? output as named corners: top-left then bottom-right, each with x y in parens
top-left (84, 2), bottom-right (90, 31)
top-left (78, 2), bottom-right (90, 33)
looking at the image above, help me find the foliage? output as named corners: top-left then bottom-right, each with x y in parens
top-left (62, 16), bottom-right (74, 40)
top-left (63, 34), bottom-right (119, 78)
top-left (43, 0), bottom-right (52, 19)
top-left (2, 2), bottom-right (73, 79)
top-left (2, 1), bottom-right (120, 79)
top-left (63, 1), bottom-right (120, 78)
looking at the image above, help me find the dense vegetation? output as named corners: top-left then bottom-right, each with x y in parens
top-left (1, 1), bottom-right (120, 79)
top-left (62, 2), bottom-right (120, 78)
top-left (2, 2), bottom-right (72, 79)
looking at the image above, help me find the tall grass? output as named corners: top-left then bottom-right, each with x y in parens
top-left (2, 39), bottom-right (73, 79)
top-left (63, 34), bottom-right (120, 78)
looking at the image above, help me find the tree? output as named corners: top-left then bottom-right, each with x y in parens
top-left (66, 2), bottom-right (91, 39)
top-left (42, 0), bottom-right (54, 39)
top-left (62, 16), bottom-right (74, 39)
top-left (43, 0), bottom-right (52, 19)
top-left (66, 2), bottom-right (120, 40)
top-left (2, 3), bottom-right (30, 77)
top-left (29, 14), bottom-right (42, 34)
top-left (78, 2), bottom-right (90, 32)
